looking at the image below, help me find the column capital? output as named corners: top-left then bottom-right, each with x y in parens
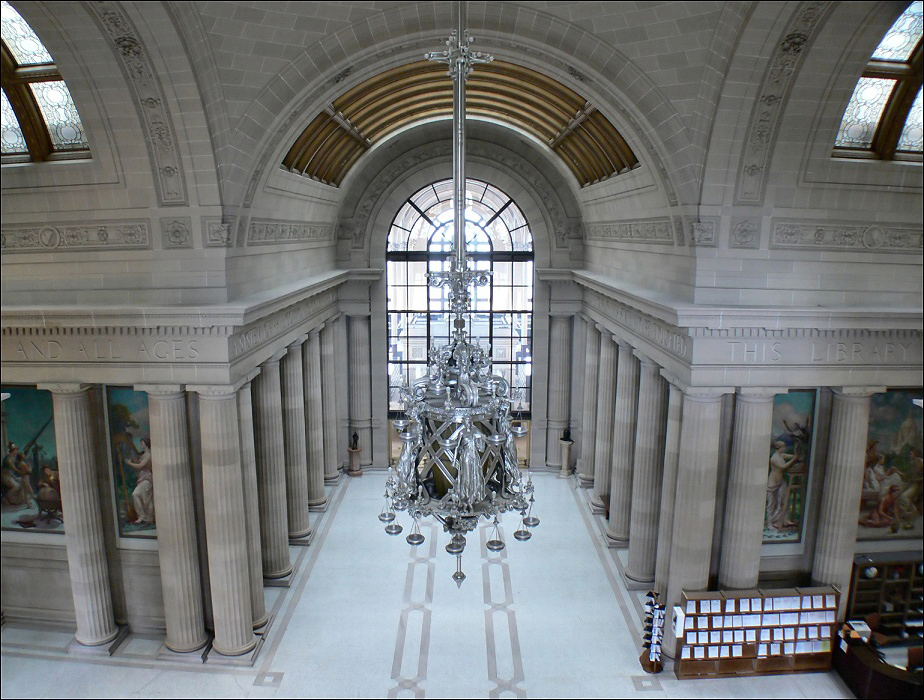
top-left (269, 347), bottom-right (288, 363)
top-left (595, 322), bottom-right (608, 334)
top-left (134, 384), bottom-right (184, 397)
top-left (37, 383), bottom-right (91, 395)
top-left (632, 348), bottom-right (656, 365)
top-left (286, 335), bottom-right (308, 350)
top-left (308, 325), bottom-right (323, 338)
top-left (325, 312), bottom-right (344, 325)
top-left (832, 386), bottom-right (886, 398)
top-left (612, 334), bottom-right (632, 349)
top-left (736, 387), bottom-right (787, 401)
top-left (240, 367), bottom-right (260, 386)
top-left (187, 383), bottom-right (245, 399)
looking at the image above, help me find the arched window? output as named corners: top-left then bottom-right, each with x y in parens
top-left (834, 1), bottom-right (923, 160)
top-left (386, 178), bottom-right (533, 416)
top-left (1, 0), bottom-right (88, 162)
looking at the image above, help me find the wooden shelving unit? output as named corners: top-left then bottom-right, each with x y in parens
top-left (847, 552), bottom-right (924, 640)
top-left (674, 586), bottom-right (839, 678)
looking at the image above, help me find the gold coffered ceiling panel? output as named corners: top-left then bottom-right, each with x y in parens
top-left (282, 60), bottom-right (639, 187)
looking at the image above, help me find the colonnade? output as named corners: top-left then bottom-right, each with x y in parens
top-left (569, 315), bottom-right (879, 656)
top-left (37, 315), bottom-right (347, 657)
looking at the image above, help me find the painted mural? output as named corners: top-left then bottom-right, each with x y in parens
top-left (858, 389), bottom-right (923, 540)
top-left (106, 387), bottom-right (156, 538)
top-left (0, 386), bottom-right (63, 533)
top-left (763, 390), bottom-right (816, 544)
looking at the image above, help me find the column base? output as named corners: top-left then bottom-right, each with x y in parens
top-left (603, 530), bottom-right (629, 549)
top-left (289, 530), bottom-right (314, 546)
top-left (67, 624), bottom-right (129, 656)
top-left (324, 470), bottom-right (342, 484)
top-left (205, 635), bottom-right (264, 667)
top-left (308, 497), bottom-right (329, 512)
top-left (254, 613), bottom-right (274, 635)
top-left (264, 561), bottom-right (297, 588)
top-left (158, 639), bottom-right (211, 664)
top-left (623, 569), bottom-right (655, 590)
top-left (589, 493), bottom-right (607, 514)
top-left (577, 473), bottom-right (594, 488)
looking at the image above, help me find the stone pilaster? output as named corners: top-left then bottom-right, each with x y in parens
top-left (623, 356), bottom-right (668, 584)
top-left (605, 340), bottom-right (639, 546)
top-left (577, 317), bottom-right (600, 486)
top-left (252, 355), bottom-right (293, 579)
top-left (236, 376), bottom-right (268, 629)
top-left (139, 385), bottom-right (207, 652)
top-left (305, 327), bottom-right (327, 509)
top-left (654, 377), bottom-right (683, 598)
top-left (348, 314), bottom-right (373, 466)
top-left (321, 318), bottom-right (340, 481)
top-left (812, 387), bottom-right (880, 620)
top-left (546, 314), bottom-right (572, 468)
top-left (43, 384), bottom-right (118, 646)
top-left (280, 342), bottom-right (312, 540)
top-left (192, 385), bottom-right (256, 656)
top-left (591, 329), bottom-right (617, 511)
top-left (664, 386), bottom-right (729, 657)
top-left (718, 388), bottom-right (781, 590)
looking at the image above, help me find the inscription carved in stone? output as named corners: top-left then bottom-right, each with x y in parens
top-left (230, 290), bottom-right (336, 359)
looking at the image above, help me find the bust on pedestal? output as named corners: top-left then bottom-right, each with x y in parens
top-left (347, 431), bottom-right (362, 476)
top-left (559, 429), bottom-right (573, 478)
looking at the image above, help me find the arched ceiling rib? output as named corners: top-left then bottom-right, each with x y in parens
top-left (282, 60), bottom-right (640, 187)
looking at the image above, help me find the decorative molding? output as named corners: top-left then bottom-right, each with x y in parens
top-left (585, 218), bottom-right (674, 244)
top-left (1, 220), bottom-right (150, 252)
top-left (730, 218), bottom-right (760, 249)
top-left (672, 216), bottom-right (686, 246)
top-left (735, 1), bottom-right (832, 204)
top-left (691, 221), bottom-right (716, 247)
top-left (160, 217), bottom-right (192, 248)
top-left (770, 220), bottom-right (923, 252)
top-left (246, 219), bottom-right (335, 246)
top-left (88, 2), bottom-right (188, 206)
top-left (203, 218), bottom-right (233, 248)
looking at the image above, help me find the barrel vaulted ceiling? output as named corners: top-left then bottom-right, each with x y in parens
top-left (281, 60), bottom-right (640, 188)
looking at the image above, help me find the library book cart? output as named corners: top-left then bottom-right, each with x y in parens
top-left (673, 587), bottom-right (839, 678)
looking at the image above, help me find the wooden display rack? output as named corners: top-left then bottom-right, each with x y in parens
top-left (674, 586), bottom-right (839, 678)
top-left (847, 552), bottom-right (924, 640)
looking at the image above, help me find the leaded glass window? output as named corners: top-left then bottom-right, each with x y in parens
top-left (835, 1), bottom-right (923, 160)
top-left (1, 0), bottom-right (89, 162)
top-left (386, 179), bottom-right (534, 416)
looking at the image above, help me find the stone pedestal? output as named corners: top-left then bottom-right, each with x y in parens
top-left (718, 388), bottom-right (780, 590)
top-left (44, 384), bottom-right (118, 647)
top-left (252, 358), bottom-right (293, 579)
top-left (347, 447), bottom-right (362, 476)
top-left (305, 328), bottom-right (328, 510)
top-left (577, 317), bottom-right (600, 487)
top-left (280, 341), bottom-right (312, 540)
top-left (812, 387), bottom-right (879, 620)
top-left (140, 386), bottom-right (208, 652)
top-left (605, 341), bottom-right (639, 547)
top-left (559, 440), bottom-right (573, 478)
top-left (624, 356), bottom-right (668, 585)
top-left (192, 386), bottom-right (256, 657)
top-left (591, 330), bottom-right (617, 512)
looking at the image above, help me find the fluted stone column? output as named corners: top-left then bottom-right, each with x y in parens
top-left (577, 317), bottom-right (600, 486)
top-left (194, 386), bottom-right (256, 656)
top-left (546, 314), bottom-right (572, 469)
top-left (812, 387), bottom-right (879, 620)
top-left (321, 319), bottom-right (341, 481)
top-left (605, 341), bottom-right (640, 546)
top-left (305, 327), bottom-right (327, 509)
top-left (253, 355), bottom-right (293, 579)
top-left (335, 315), bottom-right (349, 470)
top-left (140, 386), bottom-right (208, 652)
top-left (718, 388), bottom-right (780, 590)
top-left (654, 377), bottom-right (683, 598)
top-left (348, 314), bottom-right (373, 466)
top-left (236, 376), bottom-right (268, 629)
top-left (280, 341), bottom-right (312, 540)
top-left (591, 329), bottom-right (617, 511)
top-left (43, 384), bottom-right (118, 646)
top-left (624, 356), bottom-right (668, 585)
top-left (664, 387), bottom-right (728, 657)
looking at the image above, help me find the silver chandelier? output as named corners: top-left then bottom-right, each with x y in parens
top-left (379, 3), bottom-right (538, 585)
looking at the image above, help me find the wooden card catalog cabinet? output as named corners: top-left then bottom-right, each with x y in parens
top-left (674, 587), bottom-right (839, 678)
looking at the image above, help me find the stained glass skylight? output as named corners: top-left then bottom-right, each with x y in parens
top-left (836, 78), bottom-right (895, 148)
top-left (897, 87), bottom-right (923, 151)
top-left (1, 1), bottom-right (52, 65)
top-left (1, 88), bottom-right (28, 153)
top-left (872, 1), bottom-right (923, 61)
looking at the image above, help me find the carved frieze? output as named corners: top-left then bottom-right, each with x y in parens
top-left (731, 218), bottom-right (761, 249)
top-left (203, 218), bottom-right (233, 248)
top-left (771, 221), bottom-right (923, 252)
top-left (247, 220), bottom-right (335, 246)
top-left (585, 218), bottom-right (674, 244)
top-left (160, 217), bottom-right (192, 248)
top-left (89, 2), bottom-right (188, 206)
top-left (1, 220), bottom-right (150, 252)
top-left (691, 221), bottom-right (716, 247)
top-left (736, 2), bottom-right (832, 204)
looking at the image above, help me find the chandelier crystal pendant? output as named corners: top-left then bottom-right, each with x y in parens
top-left (380, 2), bottom-right (538, 586)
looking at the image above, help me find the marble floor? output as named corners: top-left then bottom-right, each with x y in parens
top-left (1, 470), bottom-right (854, 698)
